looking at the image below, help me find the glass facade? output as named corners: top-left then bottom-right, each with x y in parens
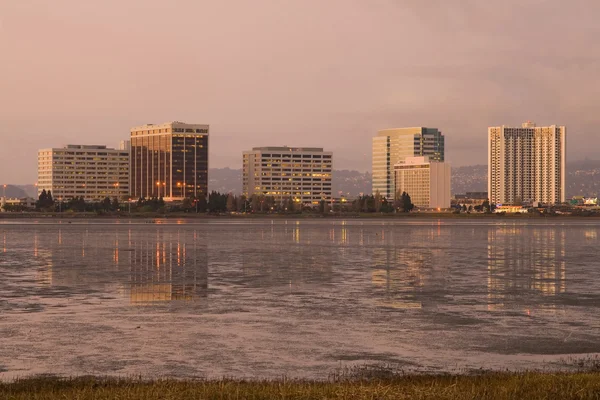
top-left (130, 123), bottom-right (209, 199)
top-left (372, 128), bottom-right (445, 198)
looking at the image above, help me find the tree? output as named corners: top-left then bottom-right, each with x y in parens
top-left (236, 195), bottom-right (245, 212)
top-left (482, 199), bottom-right (491, 213)
top-left (194, 194), bottom-right (207, 213)
top-left (401, 192), bottom-right (414, 213)
top-left (36, 189), bottom-right (55, 210)
top-left (111, 197), bottom-right (120, 211)
top-left (226, 193), bottom-right (236, 212)
top-left (182, 197), bottom-right (193, 211)
top-left (362, 196), bottom-right (370, 213)
top-left (374, 190), bottom-right (382, 212)
top-left (393, 190), bottom-right (402, 211)
top-left (101, 197), bottom-right (112, 211)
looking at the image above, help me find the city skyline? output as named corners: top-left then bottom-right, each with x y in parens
top-left (1, 1), bottom-right (599, 184)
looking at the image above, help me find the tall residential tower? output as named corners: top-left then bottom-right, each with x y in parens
top-left (488, 122), bottom-right (566, 205)
top-left (130, 122), bottom-right (209, 200)
top-left (372, 127), bottom-right (444, 198)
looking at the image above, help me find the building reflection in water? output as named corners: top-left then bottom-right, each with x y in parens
top-left (33, 226), bottom-right (207, 305)
top-left (129, 229), bottom-right (208, 304)
top-left (239, 222), bottom-right (334, 290)
top-left (370, 228), bottom-right (444, 309)
top-left (487, 227), bottom-right (566, 310)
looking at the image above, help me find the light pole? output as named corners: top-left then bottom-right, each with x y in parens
top-left (2, 184), bottom-right (6, 198)
top-left (128, 198), bottom-right (131, 215)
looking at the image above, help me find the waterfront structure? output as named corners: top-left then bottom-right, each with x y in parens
top-left (130, 122), bottom-right (209, 200)
top-left (488, 122), bottom-right (566, 205)
top-left (393, 156), bottom-right (451, 209)
top-left (37, 145), bottom-right (129, 201)
top-left (242, 146), bottom-right (332, 204)
top-left (0, 197), bottom-right (36, 211)
top-left (373, 127), bottom-right (445, 198)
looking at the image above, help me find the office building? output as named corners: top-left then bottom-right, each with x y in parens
top-left (242, 146), bottom-right (332, 204)
top-left (393, 156), bottom-right (451, 209)
top-left (37, 145), bottom-right (129, 201)
top-left (130, 122), bottom-right (209, 200)
top-left (488, 122), bottom-right (566, 205)
top-left (373, 127), bottom-right (445, 198)
top-left (119, 140), bottom-right (131, 152)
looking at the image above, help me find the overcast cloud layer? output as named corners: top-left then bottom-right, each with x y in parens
top-left (1, 0), bottom-right (599, 183)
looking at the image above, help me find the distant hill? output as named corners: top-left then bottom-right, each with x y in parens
top-left (15, 184), bottom-right (38, 198)
top-left (1, 185), bottom-right (29, 199)
top-left (451, 161), bottom-right (600, 197)
top-left (208, 161), bottom-right (600, 198)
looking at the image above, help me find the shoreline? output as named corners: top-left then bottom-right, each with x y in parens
top-left (2, 372), bottom-right (600, 399)
top-left (1, 212), bottom-right (599, 220)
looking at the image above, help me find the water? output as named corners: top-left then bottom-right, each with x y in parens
top-left (0, 219), bottom-right (599, 379)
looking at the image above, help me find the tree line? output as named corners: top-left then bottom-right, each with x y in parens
top-left (3, 189), bottom-right (416, 214)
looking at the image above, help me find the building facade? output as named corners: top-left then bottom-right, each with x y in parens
top-left (488, 122), bottom-right (566, 205)
top-left (37, 145), bottom-right (129, 201)
top-left (373, 127), bottom-right (445, 198)
top-left (242, 146), bottom-right (332, 204)
top-left (130, 122), bottom-right (209, 200)
top-left (393, 156), bottom-right (451, 209)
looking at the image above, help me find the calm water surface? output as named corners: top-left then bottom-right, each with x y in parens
top-left (0, 219), bottom-right (599, 379)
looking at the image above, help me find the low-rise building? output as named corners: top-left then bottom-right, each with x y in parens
top-left (393, 156), bottom-right (451, 209)
top-left (37, 144), bottom-right (129, 201)
top-left (0, 197), bottom-right (36, 211)
top-left (242, 146), bottom-right (332, 204)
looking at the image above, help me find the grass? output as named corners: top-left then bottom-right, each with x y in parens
top-left (2, 372), bottom-right (600, 399)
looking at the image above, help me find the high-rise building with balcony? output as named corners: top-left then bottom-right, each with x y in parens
top-left (130, 122), bottom-right (209, 200)
top-left (37, 145), bottom-right (129, 201)
top-left (393, 156), bottom-right (451, 209)
top-left (488, 122), bottom-right (566, 205)
top-left (372, 127), bottom-right (444, 198)
top-left (242, 146), bottom-right (332, 204)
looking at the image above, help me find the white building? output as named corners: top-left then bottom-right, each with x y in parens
top-left (1, 197), bottom-right (36, 211)
top-left (242, 146), bottom-right (332, 204)
top-left (488, 122), bottom-right (566, 205)
top-left (393, 156), bottom-right (451, 209)
top-left (372, 127), bottom-right (445, 199)
top-left (37, 145), bottom-right (129, 201)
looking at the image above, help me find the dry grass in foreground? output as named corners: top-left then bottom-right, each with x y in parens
top-left (1, 372), bottom-right (600, 400)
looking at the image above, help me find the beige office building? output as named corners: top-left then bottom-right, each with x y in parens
top-left (130, 122), bottom-right (209, 200)
top-left (373, 127), bottom-right (445, 198)
top-left (37, 145), bottom-right (129, 201)
top-left (488, 122), bottom-right (566, 205)
top-left (394, 156), bottom-right (451, 209)
top-left (243, 146), bottom-right (332, 204)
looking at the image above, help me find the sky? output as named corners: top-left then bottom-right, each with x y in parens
top-left (1, 0), bottom-right (599, 184)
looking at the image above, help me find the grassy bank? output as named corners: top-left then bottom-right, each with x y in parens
top-left (2, 373), bottom-right (600, 399)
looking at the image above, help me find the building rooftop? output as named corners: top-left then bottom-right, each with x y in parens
top-left (130, 121), bottom-right (209, 131)
top-left (250, 146), bottom-right (327, 152)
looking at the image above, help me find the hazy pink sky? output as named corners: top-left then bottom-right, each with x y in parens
top-left (1, 0), bottom-right (599, 183)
